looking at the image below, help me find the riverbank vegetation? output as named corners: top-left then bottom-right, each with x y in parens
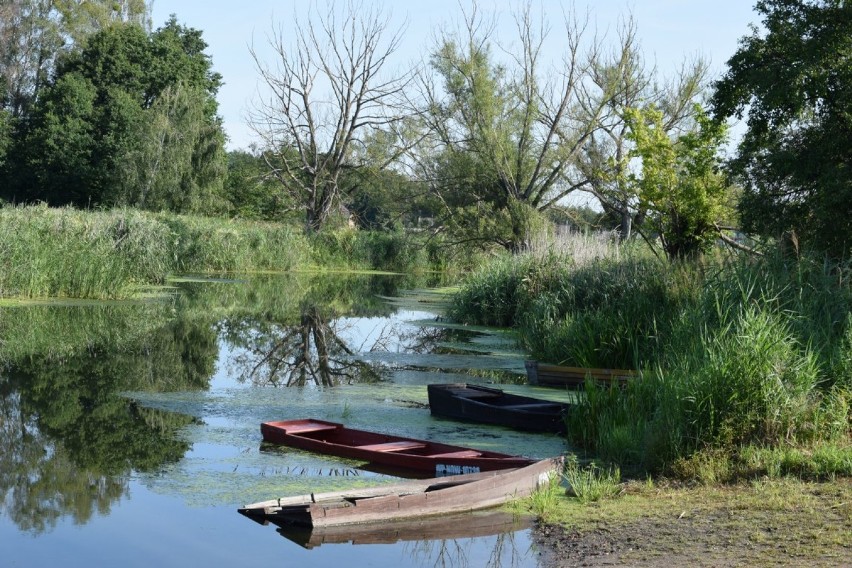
top-left (446, 0), bottom-right (852, 486)
top-left (452, 239), bottom-right (852, 481)
top-left (0, 205), bottom-right (464, 299)
top-left (0, 0), bottom-right (848, 492)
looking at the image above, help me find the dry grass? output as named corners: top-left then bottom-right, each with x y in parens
top-left (523, 228), bottom-right (620, 267)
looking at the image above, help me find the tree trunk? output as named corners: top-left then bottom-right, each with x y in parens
top-left (618, 209), bottom-right (632, 241)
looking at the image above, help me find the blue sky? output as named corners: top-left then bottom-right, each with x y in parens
top-left (150, 1), bottom-right (760, 150)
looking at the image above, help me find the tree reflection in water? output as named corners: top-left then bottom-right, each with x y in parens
top-left (400, 531), bottom-right (527, 568)
top-left (0, 302), bottom-right (208, 534)
top-left (230, 305), bottom-right (387, 387)
top-left (228, 304), bottom-right (469, 387)
top-left (0, 376), bottom-right (194, 533)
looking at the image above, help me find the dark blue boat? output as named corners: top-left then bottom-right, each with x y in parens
top-left (427, 383), bottom-right (569, 434)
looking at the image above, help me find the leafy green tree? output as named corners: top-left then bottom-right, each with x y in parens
top-left (122, 82), bottom-right (226, 214)
top-left (8, 23), bottom-right (149, 204)
top-left (0, 87), bottom-right (11, 174)
top-left (224, 150), bottom-right (288, 220)
top-left (342, 167), bottom-right (424, 230)
top-left (14, 72), bottom-right (103, 204)
top-left (0, 0), bottom-right (150, 118)
top-left (579, 17), bottom-right (709, 241)
top-left (712, 0), bottom-right (852, 257)
top-left (0, 0), bottom-right (65, 118)
top-left (4, 17), bottom-right (226, 212)
top-left (54, 0), bottom-right (150, 45)
top-left (422, 5), bottom-right (610, 251)
top-left (625, 105), bottom-right (731, 259)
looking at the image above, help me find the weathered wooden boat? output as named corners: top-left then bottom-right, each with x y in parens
top-left (427, 383), bottom-right (570, 433)
top-left (272, 510), bottom-right (533, 549)
top-left (525, 360), bottom-right (638, 389)
top-left (260, 418), bottom-right (536, 475)
top-left (238, 457), bottom-right (562, 528)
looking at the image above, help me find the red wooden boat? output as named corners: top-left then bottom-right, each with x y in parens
top-left (239, 457), bottom-right (562, 528)
top-left (260, 418), bottom-right (536, 475)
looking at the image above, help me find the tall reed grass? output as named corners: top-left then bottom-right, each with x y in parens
top-left (0, 205), bottom-right (171, 299)
top-left (0, 205), bottom-right (467, 300)
top-left (155, 213), bottom-right (310, 273)
top-left (448, 231), bottom-right (688, 368)
top-left (451, 234), bottom-right (852, 478)
top-left (308, 228), bottom-right (428, 272)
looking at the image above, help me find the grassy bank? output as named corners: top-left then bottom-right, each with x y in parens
top-left (528, 477), bottom-right (852, 567)
top-left (0, 204), bottom-right (468, 300)
top-left (450, 235), bottom-right (852, 480)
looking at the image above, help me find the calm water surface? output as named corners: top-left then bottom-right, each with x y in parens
top-left (0, 273), bottom-right (572, 567)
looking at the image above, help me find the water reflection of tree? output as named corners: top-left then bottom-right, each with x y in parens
top-left (402, 531), bottom-right (526, 568)
top-left (0, 303), bottom-right (210, 534)
top-left (225, 303), bottom-right (505, 387)
top-left (0, 375), bottom-right (192, 534)
top-left (230, 305), bottom-right (384, 387)
top-left (0, 391), bottom-right (127, 533)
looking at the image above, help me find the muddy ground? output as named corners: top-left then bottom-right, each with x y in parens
top-left (531, 478), bottom-right (852, 567)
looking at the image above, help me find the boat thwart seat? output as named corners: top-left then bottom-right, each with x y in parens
top-left (282, 423), bottom-right (340, 434)
top-left (356, 441), bottom-right (427, 452)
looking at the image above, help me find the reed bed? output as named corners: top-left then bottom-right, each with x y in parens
top-left (308, 228), bottom-right (430, 272)
top-left (450, 234), bottom-right (852, 479)
top-left (0, 205), bottom-right (465, 300)
top-left (0, 205), bottom-right (171, 299)
top-left (0, 205), bottom-right (308, 299)
top-left (155, 213), bottom-right (311, 274)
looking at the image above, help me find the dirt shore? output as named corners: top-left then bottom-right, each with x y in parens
top-left (531, 478), bottom-right (852, 567)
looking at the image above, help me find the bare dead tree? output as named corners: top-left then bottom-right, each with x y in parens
top-left (249, 1), bottom-right (414, 233)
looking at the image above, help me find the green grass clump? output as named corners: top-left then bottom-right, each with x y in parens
top-left (525, 470), bottom-right (564, 522)
top-left (671, 443), bottom-right (852, 483)
top-left (562, 457), bottom-right (622, 504)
